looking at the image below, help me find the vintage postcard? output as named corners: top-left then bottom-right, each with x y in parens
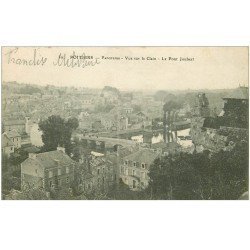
top-left (1, 46), bottom-right (249, 200)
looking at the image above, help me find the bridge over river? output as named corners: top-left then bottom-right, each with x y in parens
top-left (78, 135), bottom-right (138, 149)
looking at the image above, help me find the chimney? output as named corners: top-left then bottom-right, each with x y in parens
top-left (57, 146), bottom-right (65, 153)
top-left (29, 153), bottom-right (37, 159)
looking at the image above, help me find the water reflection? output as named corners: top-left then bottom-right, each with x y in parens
top-left (131, 128), bottom-right (193, 148)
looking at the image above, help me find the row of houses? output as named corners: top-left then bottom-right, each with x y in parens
top-left (18, 140), bottom-right (182, 197)
top-left (2, 130), bottom-right (22, 157)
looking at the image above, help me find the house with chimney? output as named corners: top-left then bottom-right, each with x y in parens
top-left (21, 147), bottom-right (76, 192)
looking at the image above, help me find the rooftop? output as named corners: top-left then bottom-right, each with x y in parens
top-left (22, 150), bottom-right (75, 170)
top-left (4, 119), bottom-right (26, 126)
top-left (3, 130), bottom-right (21, 138)
top-left (124, 148), bottom-right (159, 164)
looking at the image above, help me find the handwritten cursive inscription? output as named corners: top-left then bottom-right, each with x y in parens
top-left (53, 52), bottom-right (100, 68)
top-left (5, 48), bottom-right (47, 66)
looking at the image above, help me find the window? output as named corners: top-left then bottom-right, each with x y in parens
top-left (141, 163), bottom-right (145, 169)
top-left (133, 180), bottom-right (136, 188)
top-left (141, 172), bottom-right (146, 179)
top-left (66, 177), bottom-right (69, 183)
top-left (49, 180), bottom-right (53, 187)
top-left (125, 160), bottom-right (128, 165)
top-left (133, 162), bottom-right (137, 167)
top-left (102, 167), bottom-right (105, 173)
top-left (35, 169), bottom-right (38, 174)
top-left (12, 138), bottom-right (14, 142)
top-left (58, 168), bottom-right (61, 175)
top-left (132, 169), bottom-right (136, 176)
top-left (125, 168), bottom-right (128, 175)
top-left (11, 147), bottom-right (13, 151)
top-left (97, 168), bottom-right (100, 175)
top-left (66, 167), bottom-right (69, 174)
top-left (49, 171), bottom-right (53, 178)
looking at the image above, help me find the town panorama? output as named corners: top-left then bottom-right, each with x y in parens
top-left (1, 47), bottom-right (249, 200)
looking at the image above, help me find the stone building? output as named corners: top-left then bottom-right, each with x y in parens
top-left (190, 88), bottom-right (248, 152)
top-left (21, 147), bottom-right (76, 192)
top-left (75, 152), bottom-right (118, 195)
top-left (120, 148), bottom-right (159, 191)
top-left (89, 156), bottom-right (117, 192)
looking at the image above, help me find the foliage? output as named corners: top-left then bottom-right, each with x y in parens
top-left (154, 91), bottom-right (176, 102)
top-left (21, 187), bottom-right (49, 200)
top-left (18, 85), bottom-right (42, 95)
top-left (148, 141), bottom-right (248, 200)
top-left (102, 86), bottom-right (120, 97)
top-left (107, 179), bottom-right (149, 200)
top-left (94, 103), bottom-right (115, 113)
top-left (50, 187), bottom-right (75, 200)
top-left (39, 115), bottom-right (79, 154)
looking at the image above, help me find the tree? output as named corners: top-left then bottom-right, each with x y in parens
top-left (147, 140), bottom-right (248, 200)
top-left (66, 117), bottom-right (79, 130)
top-left (148, 153), bottom-right (201, 200)
top-left (39, 115), bottom-right (79, 154)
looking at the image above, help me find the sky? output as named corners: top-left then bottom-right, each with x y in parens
top-left (2, 47), bottom-right (248, 90)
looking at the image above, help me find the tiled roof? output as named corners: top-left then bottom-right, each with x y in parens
top-left (22, 150), bottom-right (75, 170)
top-left (124, 148), bottom-right (159, 164)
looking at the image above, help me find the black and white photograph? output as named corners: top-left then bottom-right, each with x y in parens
top-left (0, 1), bottom-right (250, 249)
top-left (1, 46), bottom-right (248, 200)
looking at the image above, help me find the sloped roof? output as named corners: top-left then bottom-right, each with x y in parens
top-left (173, 119), bottom-right (191, 126)
top-left (80, 169), bottom-right (94, 180)
top-left (124, 148), bottom-right (159, 164)
top-left (4, 119), bottom-right (25, 126)
top-left (4, 130), bottom-right (21, 138)
top-left (223, 87), bottom-right (249, 100)
top-left (22, 146), bottom-right (40, 153)
top-left (22, 150), bottom-right (75, 170)
top-left (2, 134), bottom-right (14, 147)
top-left (118, 146), bottom-right (138, 158)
